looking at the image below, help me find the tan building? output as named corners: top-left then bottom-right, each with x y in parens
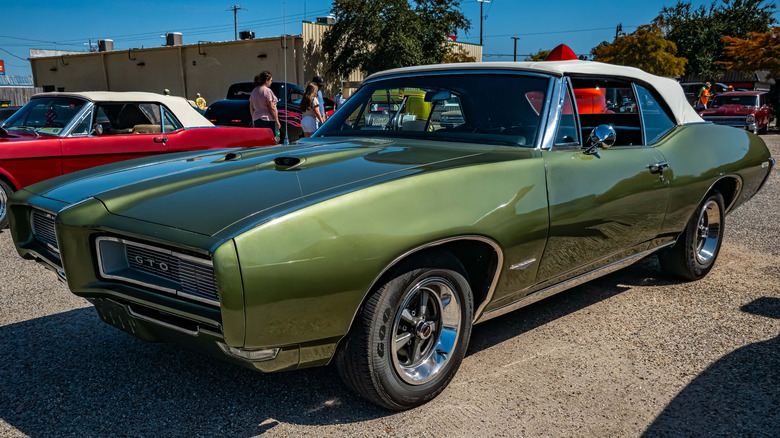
top-left (29, 21), bottom-right (482, 105)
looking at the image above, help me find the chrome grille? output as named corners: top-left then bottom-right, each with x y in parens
top-left (97, 237), bottom-right (219, 306)
top-left (31, 210), bottom-right (58, 252)
top-left (703, 116), bottom-right (747, 126)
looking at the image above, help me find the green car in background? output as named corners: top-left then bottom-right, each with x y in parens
top-left (8, 61), bottom-right (774, 410)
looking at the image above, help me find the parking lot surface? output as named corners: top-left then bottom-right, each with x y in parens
top-left (0, 136), bottom-right (778, 437)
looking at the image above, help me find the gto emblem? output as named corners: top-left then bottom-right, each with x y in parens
top-left (134, 255), bottom-right (169, 272)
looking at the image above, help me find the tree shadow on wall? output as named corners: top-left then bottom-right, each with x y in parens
top-left (642, 296), bottom-right (780, 437)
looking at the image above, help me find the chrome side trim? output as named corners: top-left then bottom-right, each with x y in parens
top-left (510, 258), bottom-right (537, 270)
top-left (127, 306), bottom-right (199, 337)
top-left (476, 242), bottom-right (673, 323)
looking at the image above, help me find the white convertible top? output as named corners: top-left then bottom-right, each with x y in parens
top-left (33, 91), bottom-right (214, 128)
top-left (366, 60), bottom-right (703, 125)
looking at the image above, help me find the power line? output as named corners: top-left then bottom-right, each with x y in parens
top-left (481, 25), bottom-right (638, 39)
top-left (0, 47), bottom-right (29, 61)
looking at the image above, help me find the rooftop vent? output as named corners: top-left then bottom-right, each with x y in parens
top-left (239, 30), bottom-right (255, 40)
top-left (165, 32), bottom-right (183, 46)
top-left (98, 39), bottom-right (114, 52)
top-left (316, 16), bottom-right (335, 25)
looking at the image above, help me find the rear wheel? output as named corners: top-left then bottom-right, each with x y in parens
top-left (658, 192), bottom-right (725, 280)
top-left (0, 179), bottom-right (13, 229)
top-left (336, 252), bottom-right (473, 410)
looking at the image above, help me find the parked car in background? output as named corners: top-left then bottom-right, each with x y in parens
top-left (699, 91), bottom-right (775, 134)
top-left (680, 82), bottom-right (729, 106)
top-left (0, 106), bottom-right (21, 124)
top-left (205, 82), bottom-right (335, 143)
top-left (8, 62), bottom-right (773, 410)
top-left (0, 91), bottom-right (275, 227)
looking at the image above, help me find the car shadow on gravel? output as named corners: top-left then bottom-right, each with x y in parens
top-left (641, 297), bottom-right (780, 437)
top-left (0, 307), bottom-right (388, 436)
top-left (469, 256), bottom-right (674, 355)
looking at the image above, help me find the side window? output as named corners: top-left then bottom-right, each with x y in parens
top-left (635, 84), bottom-right (675, 144)
top-left (555, 83), bottom-right (579, 145)
top-left (288, 89), bottom-right (303, 106)
top-left (70, 107), bottom-right (94, 137)
top-left (161, 106), bottom-right (183, 133)
top-left (571, 77), bottom-right (641, 146)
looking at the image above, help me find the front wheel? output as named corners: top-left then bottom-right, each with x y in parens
top-left (336, 252), bottom-right (473, 410)
top-left (658, 192), bottom-right (725, 280)
top-left (0, 179), bottom-right (13, 229)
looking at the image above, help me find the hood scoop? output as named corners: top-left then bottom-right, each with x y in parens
top-left (274, 156), bottom-right (305, 170)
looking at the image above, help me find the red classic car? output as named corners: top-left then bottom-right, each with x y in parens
top-left (699, 91), bottom-right (775, 134)
top-left (0, 91), bottom-right (275, 227)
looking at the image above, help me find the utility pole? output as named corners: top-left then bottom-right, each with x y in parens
top-left (477, 0), bottom-right (490, 46)
top-left (228, 5), bottom-right (246, 41)
top-left (511, 37), bottom-right (520, 61)
top-left (615, 23), bottom-right (623, 41)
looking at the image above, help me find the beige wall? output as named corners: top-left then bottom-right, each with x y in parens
top-left (32, 37), bottom-right (305, 105)
top-left (30, 21), bottom-right (483, 103)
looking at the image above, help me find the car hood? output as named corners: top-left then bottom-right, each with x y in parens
top-left (700, 105), bottom-right (756, 116)
top-left (33, 138), bottom-right (488, 237)
top-left (0, 129), bottom-right (52, 142)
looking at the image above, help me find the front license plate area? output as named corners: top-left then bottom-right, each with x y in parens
top-left (92, 298), bottom-right (162, 342)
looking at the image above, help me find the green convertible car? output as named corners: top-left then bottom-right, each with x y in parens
top-left (8, 61), bottom-right (774, 410)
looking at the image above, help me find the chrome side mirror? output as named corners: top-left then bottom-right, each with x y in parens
top-left (92, 123), bottom-right (103, 136)
top-left (584, 124), bottom-right (616, 154)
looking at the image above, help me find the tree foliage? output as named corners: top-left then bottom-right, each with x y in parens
top-left (591, 25), bottom-right (687, 76)
top-left (525, 49), bottom-right (551, 61)
top-left (655, 0), bottom-right (776, 78)
top-left (442, 45), bottom-right (477, 63)
top-left (321, 0), bottom-right (470, 78)
top-left (719, 27), bottom-right (780, 77)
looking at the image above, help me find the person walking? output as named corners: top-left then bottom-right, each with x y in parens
top-left (697, 82), bottom-right (712, 109)
top-left (300, 82), bottom-right (326, 137)
top-left (195, 93), bottom-right (207, 110)
top-left (249, 70), bottom-right (281, 138)
top-left (334, 88), bottom-right (346, 110)
top-left (313, 75), bottom-right (326, 119)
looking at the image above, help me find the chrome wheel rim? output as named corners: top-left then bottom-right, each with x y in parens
top-left (0, 184), bottom-right (7, 224)
top-left (695, 200), bottom-right (721, 265)
top-left (391, 276), bottom-right (462, 385)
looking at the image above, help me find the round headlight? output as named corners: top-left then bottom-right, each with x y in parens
top-left (747, 114), bottom-right (755, 123)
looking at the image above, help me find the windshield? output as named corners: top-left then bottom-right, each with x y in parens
top-left (709, 95), bottom-right (758, 108)
top-left (315, 73), bottom-right (551, 147)
top-left (2, 96), bottom-right (86, 136)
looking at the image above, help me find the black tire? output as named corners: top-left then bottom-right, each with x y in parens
top-left (658, 192), bottom-right (725, 281)
top-left (759, 123), bottom-right (769, 135)
top-left (0, 179), bottom-right (13, 229)
top-left (335, 251), bottom-right (474, 410)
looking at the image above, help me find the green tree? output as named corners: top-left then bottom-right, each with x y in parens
top-left (442, 45), bottom-right (477, 63)
top-left (524, 49), bottom-right (551, 61)
top-left (720, 27), bottom-right (780, 77)
top-left (655, 0), bottom-right (776, 78)
top-left (321, 0), bottom-right (470, 78)
top-left (591, 25), bottom-right (687, 76)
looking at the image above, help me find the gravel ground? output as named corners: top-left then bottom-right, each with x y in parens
top-left (0, 136), bottom-right (778, 438)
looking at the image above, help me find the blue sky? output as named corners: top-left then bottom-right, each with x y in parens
top-left (2, 0), bottom-right (778, 76)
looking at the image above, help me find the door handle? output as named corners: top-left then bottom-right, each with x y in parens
top-left (153, 136), bottom-right (168, 144)
top-left (647, 162), bottom-right (670, 174)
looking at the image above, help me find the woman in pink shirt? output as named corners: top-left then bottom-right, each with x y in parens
top-left (249, 70), bottom-right (280, 135)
